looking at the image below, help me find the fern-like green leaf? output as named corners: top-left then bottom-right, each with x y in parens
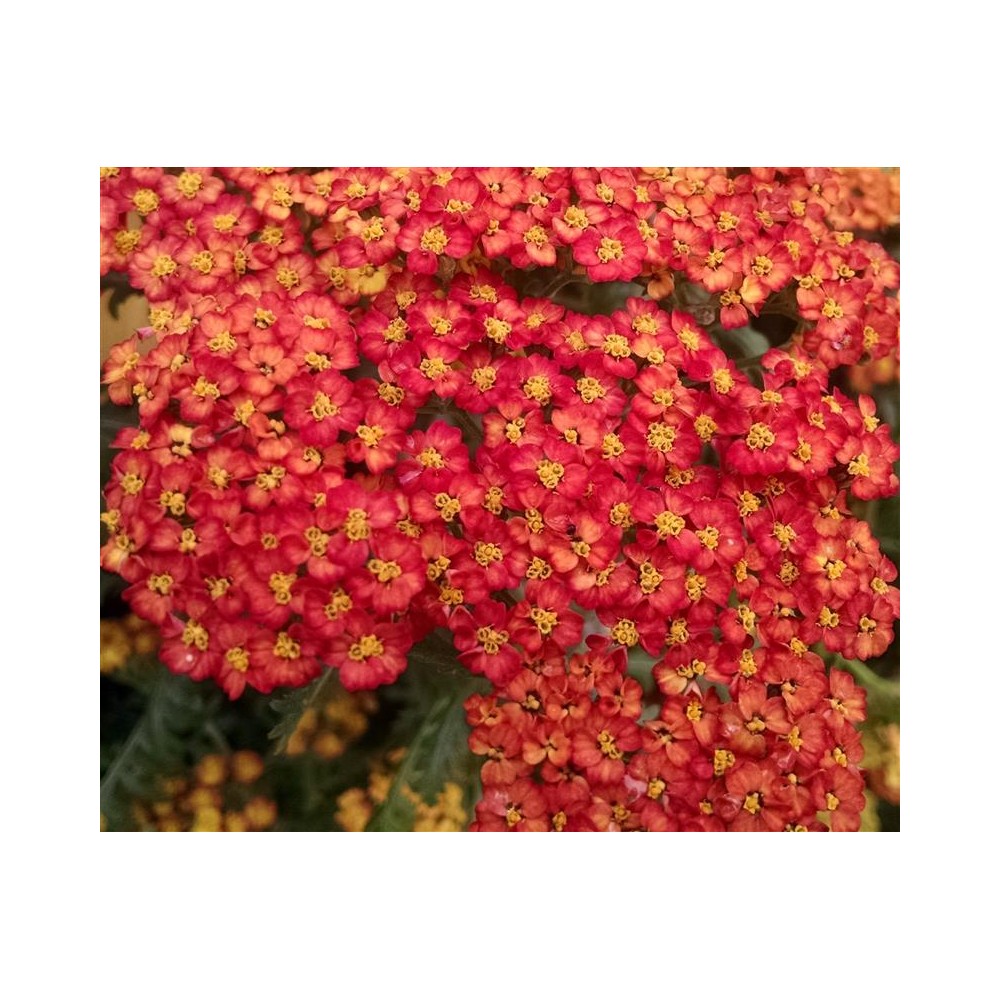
top-left (267, 667), bottom-right (338, 753)
top-left (100, 665), bottom-right (221, 829)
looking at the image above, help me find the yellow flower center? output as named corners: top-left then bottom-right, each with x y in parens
top-left (425, 555), bottom-right (450, 582)
top-left (596, 335), bottom-right (632, 364)
top-left (419, 357), bottom-right (450, 380)
top-left (597, 730), bottom-right (623, 760)
top-left (523, 375), bottom-right (552, 403)
top-left (176, 171), bottom-right (203, 198)
top-left (639, 562), bottom-right (663, 594)
top-left (324, 589), bottom-right (353, 619)
top-left (611, 619), bottom-right (639, 647)
top-left (418, 446), bottom-right (444, 469)
top-left (609, 502), bottom-right (633, 528)
top-left (159, 490), bottom-right (187, 517)
top-left (696, 526), bottom-right (719, 550)
top-left (716, 211), bottom-right (738, 232)
top-left (114, 230), bottom-right (141, 255)
top-left (434, 492), bottom-right (461, 522)
top-left (361, 218), bottom-right (386, 243)
top-left (646, 423), bottom-right (677, 453)
top-left (151, 254), bottom-right (177, 278)
top-left (529, 607), bottom-right (559, 635)
top-left (144, 572), bottom-right (172, 596)
top-left (344, 508), bottom-right (370, 541)
top-left (713, 749), bottom-right (736, 776)
top-left (484, 316), bottom-right (511, 344)
top-left (848, 453), bottom-right (871, 477)
top-left (685, 573), bottom-right (707, 601)
top-left (526, 557), bottom-right (552, 580)
top-left (523, 225), bottom-right (548, 247)
top-left (474, 542), bottom-right (503, 566)
top-left (668, 619), bottom-right (690, 646)
top-left (132, 188), bottom-right (159, 215)
top-left (254, 466), bottom-right (286, 491)
top-left (226, 646), bottom-right (249, 673)
top-left (818, 606), bottom-right (840, 629)
top-left (746, 422), bottom-right (776, 450)
top-left (536, 459), bottom-right (565, 489)
top-left (596, 237), bottom-right (624, 263)
top-left (356, 424), bottom-right (385, 448)
top-left (269, 571), bottom-right (296, 605)
top-left (694, 415), bottom-right (717, 441)
top-left (348, 634), bottom-right (384, 661)
top-left (271, 183), bottom-right (294, 209)
top-left (471, 366), bottom-right (496, 391)
top-left (367, 558), bottom-right (402, 583)
top-left (475, 626), bottom-right (509, 655)
top-left (483, 486), bottom-right (504, 514)
top-left (771, 523), bottom-right (796, 549)
top-left (309, 530), bottom-right (338, 570)
top-left (601, 433), bottom-right (625, 459)
top-left (654, 511), bottom-right (685, 538)
top-left (182, 620), bottom-right (209, 650)
top-left (420, 226), bottom-right (449, 254)
top-left (824, 558), bottom-right (846, 580)
top-left (308, 392), bottom-right (340, 421)
top-left (737, 604), bottom-right (757, 632)
top-left (469, 283), bottom-right (497, 303)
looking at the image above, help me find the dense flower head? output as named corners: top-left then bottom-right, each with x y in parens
top-left (101, 166), bottom-right (900, 831)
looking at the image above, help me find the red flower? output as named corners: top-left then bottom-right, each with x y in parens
top-left (326, 615), bottom-right (412, 690)
top-left (452, 600), bottom-right (521, 686)
top-left (509, 581), bottom-right (583, 654)
top-left (718, 760), bottom-right (789, 831)
top-left (505, 212), bottom-right (558, 267)
top-left (573, 217), bottom-right (645, 282)
top-left (475, 778), bottom-right (548, 832)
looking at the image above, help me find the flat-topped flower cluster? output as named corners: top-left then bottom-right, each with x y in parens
top-left (101, 167), bottom-right (899, 830)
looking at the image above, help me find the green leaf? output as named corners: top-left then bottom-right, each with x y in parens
top-left (267, 667), bottom-right (338, 753)
top-left (714, 325), bottom-right (771, 360)
top-left (100, 665), bottom-right (222, 829)
top-left (100, 569), bottom-right (125, 606)
top-left (365, 652), bottom-right (488, 832)
top-left (365, 684), bottom-right (479, 832)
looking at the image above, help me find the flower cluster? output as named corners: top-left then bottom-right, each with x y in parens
top-left (336, 764), bottom-right (468, 833)
top-left (101, 167), bottom-right (899, 831)
top-left (128, 750), bottom-right (276, 832)
top-left (284, 686), bottom-right (376, 759)
top-left (100, 612), bottom-right (158, 673)
top-left (828, 168), bottom-right (900, 233)
top-left (466, 638), bottom-right (871, 831)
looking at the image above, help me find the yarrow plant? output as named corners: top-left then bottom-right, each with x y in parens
top-left (101, 166), bottom-right (899, 832)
